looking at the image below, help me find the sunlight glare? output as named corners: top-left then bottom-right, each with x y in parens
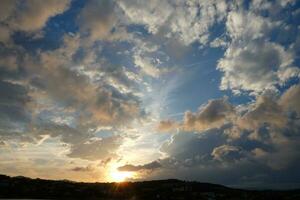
top-left (110, 170), bottom-right (133, 182)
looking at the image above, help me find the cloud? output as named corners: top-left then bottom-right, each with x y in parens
top-left (133, 54), bottom-right (161, 78)
top-left (160, 129), bottom-right (226, 162)
top-left (118, 0), bottom-right (172, 34)
top-left (216, 2), bottom-right (300, 95)
top-left (157, 120), bottom-right (177, 132)
top-left (0, 53), bottom-right (18, 70)
top-left (118, 161), bottom-right (161, 172)
top-left (0, 32), bottom-right (144, 161)
top-left (237, 96), bottom-right (287, 130)
top-left (226, 11), bottom-right (273, 41)
top-left (0, 25), bottom-right (12, 44)
top-left (0, 0), bottom-right (17, 22)
top-left (32, 123), bottom-right (89, 145)
top-left (12, 0), bottom-right (71, 32)
top-left (279, 84), bottom-right (300, 114)
top-left (211, 145), bottom-right (245, 163)
top-left (159, 85), bottom-right (300, 136)
top-left (118, 0), bottom-right (228, 45)
top-left (78, 0), bottom-right (123, 42)
top-left (0, 0), bottom-right (70, 45)
top-left (24, 34), bottom-right (143, 127)
top-left (70, 165), bottom-right (95, 172)
top-left (0, 0), bottom-right (16, 44)
top-left (67, 136), bottom-right (121, 161)
top-left (210, 37), bottom-right (228, 48)
top-left (218, 41), bottom-right (296, 94)
top-left (150, 84), bottom-right (300, 187)
top-left (167, 0), bottom-right (227, 45)
top-left (0, 80), bottom-right (31, 140)
top-left (182, 98), bottom-right (235, 132)
top-left (0, 140), bottom-right (7, 147)
top-left (146, 124), bottom-right (300, 187)
top-left (157, 98), bottom-right (235, 133)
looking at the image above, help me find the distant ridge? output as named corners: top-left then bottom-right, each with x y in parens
top-left (0, 174), bottom-right (300, 199)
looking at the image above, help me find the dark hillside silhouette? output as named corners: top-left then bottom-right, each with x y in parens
top-left (0, 174), bottom-right (300, 199)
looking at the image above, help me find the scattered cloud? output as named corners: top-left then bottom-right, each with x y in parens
top-left (157, 98), bottom-right (235, 132)
top-left (12, 0), bottom-right (71, 32)
top-left (0, 0), bottom-right (70, 44)
top-left (118, 161), bottom-right (161, 172)
top-left (157, 120), bottom-right (177, 132)
top-left (118, 0), bottom-right (228, 45)
top-left (71, 165), bottom-right (95, 172)
top-left (218, 41), bottom-right (296, 94)
top-left (68, 136), bottom-right (121, 161)
top-left (152, 83), bottom-right (300, 186)
top-left (78, 0), bottom-right (125, 42)
top-left (279, 84), bottom-right (300, 114)
top-left (0, 0), bottom-right (299, 187)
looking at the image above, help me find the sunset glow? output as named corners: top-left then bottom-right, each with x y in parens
top-left (109, 170), bottom-right (133, 182)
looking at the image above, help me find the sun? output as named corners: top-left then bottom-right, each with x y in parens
top-left (110, 170), bottom-right (133, 182)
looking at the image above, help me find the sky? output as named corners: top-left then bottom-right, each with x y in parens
top-left (0, 0), bottom-right (300, 189)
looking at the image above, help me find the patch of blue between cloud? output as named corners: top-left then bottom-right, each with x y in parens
top-left (12, 0), bottom-right (84, 52)
top-left (164, 47), bottom-right (225, 117)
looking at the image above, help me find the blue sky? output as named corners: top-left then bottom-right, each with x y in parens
top-left (0, 0), bottom-right (300, 188)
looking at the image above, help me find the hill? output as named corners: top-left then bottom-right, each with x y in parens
top-left (0, 174), bottom-right (300, 199)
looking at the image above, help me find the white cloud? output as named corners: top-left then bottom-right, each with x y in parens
top-left (226, 11), bottom-right (274, 41)
top-left (218, 41), bottom-right (295, 94)
top-left (211, 144), bottom-right (244, 163)
top-left (168, 0), bottom-right (227, 45)
top-left (210, 37), bottom-right (228, 48)
top-left (133, 54), bottom-right (161, 78)
top-left (118, 0), bottom-right (228, 45)
top-left (118, 0), bottom-right (172, 34)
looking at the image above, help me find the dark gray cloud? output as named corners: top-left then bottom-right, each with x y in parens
top-left (142, 125), bottom-right (300, 188)
top-left (118, 161), bottom-right (161, 172)
top-left (71, 165), bottom-right (95, 172)
top-left (157, 98), bottom-right (235, 132)
top-left (182, 98), bottom-right (235, 132)
top-left (145, 85), bottom-right (300, 187)
top-left (160, 129), bottom-right (226, 162)
top-left (0, 80), bottom-right (31, 142)
top-left (68, 136), bottom-right (121, 161)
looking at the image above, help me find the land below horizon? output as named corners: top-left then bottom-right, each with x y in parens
top-left (0, 174), bottom-right (300, 200)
